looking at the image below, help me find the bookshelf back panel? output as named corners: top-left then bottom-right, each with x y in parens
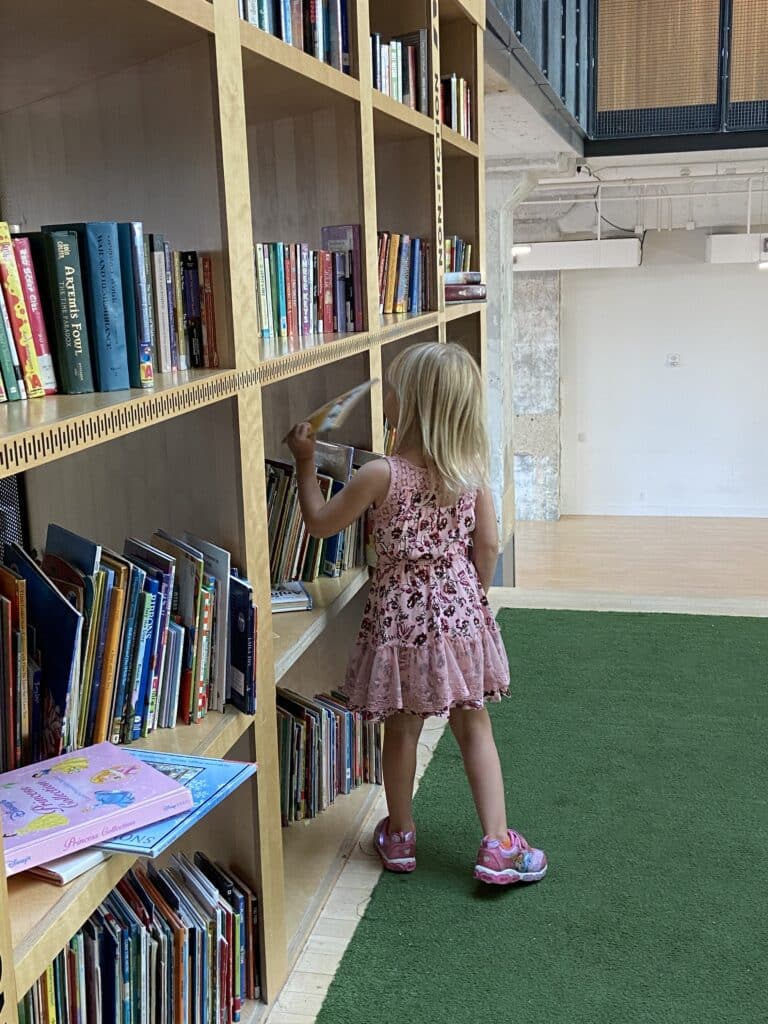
top-left (375, 138), bottom-right (435, 241)
top-left (260, 352), bottom-right (373, 457)
top-left (24, 399), bottom-right (244, 564)
top-left (446, 311), bottom-right (481, 363)
top-left (247, 107), bottom-right (362, 247)
top-left (381, 326), bottom-right (440, 378)
top-left (369, 0), bottom-right (431, 56)
top-left (0, 0), bottom-right (212, 115)
top-left (439, 18), bottom-right (478, 136)
top-left (278, 587), bottom-right (366, 696)
top-left (443, 154), bottom-right (479, 268)
top-left (0, 40), bottom-right (235, 368)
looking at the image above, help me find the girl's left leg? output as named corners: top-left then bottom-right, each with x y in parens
top-left (382, 711), bottom-right (424, 835)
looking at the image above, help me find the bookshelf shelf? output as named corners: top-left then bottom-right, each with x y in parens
top-left (372, 90), bottom-right (435, 143)
top-left (0, 0), bottom-right (213, 114)
top-left (241, 21), bottom-right (360, 121)
top-left (273, 566), bottom-right (370, 682)
top-left (441, 125), bottom-right (479, 159)
top-left (283, 782), bottom-right (379, 963)
top-left (0, 0), bottom-right (486, 1016)
top-left (444, 300), bottom-right (485, 322)
top-left (0, 370), bottom-right (239, 479)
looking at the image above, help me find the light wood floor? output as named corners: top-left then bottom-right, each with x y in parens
top-left (513, 516), bottom-right (768, 598)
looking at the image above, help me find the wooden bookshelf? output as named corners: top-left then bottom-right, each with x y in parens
top-left (0, 0), bottom-right (486, 1018)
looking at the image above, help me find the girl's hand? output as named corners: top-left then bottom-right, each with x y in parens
top-left (286, 422), bottom-right (316, 463)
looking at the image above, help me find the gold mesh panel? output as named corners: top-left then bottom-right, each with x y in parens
top-left (730, 0), bottom-right (768, 102)
top-left (597, 0), bottom-right (721, 111)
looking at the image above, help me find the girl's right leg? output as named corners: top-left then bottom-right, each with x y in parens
top-left (382, 711), bottom-right (424, 834)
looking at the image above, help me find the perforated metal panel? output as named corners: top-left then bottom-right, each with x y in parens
top-left (726, 0), bottom-right (768, 130)
top-left (0, 474), bottom-right (26, 550)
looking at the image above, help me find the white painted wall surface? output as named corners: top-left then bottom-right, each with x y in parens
top-left (560, 232), bottom-right (768, 516)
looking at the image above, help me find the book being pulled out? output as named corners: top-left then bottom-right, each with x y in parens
top-left (0, 742), bottom-right (193, 876)
top-left (306, 379), bottom-right (377, 435)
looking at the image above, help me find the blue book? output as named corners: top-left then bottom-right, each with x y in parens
top-left (85, 564), bottom-right (115, 743)
top-left (117, 223), bottom-right (153, 389)
top-left (110, 562), bottom-right (146, 745)
top-left (131, 577), bottom-right (160, 740)
top-left (409, 237), bottom-right (421, 313)
top-left (321, 480), bottom-right (345, 577)
top-left (280, 0), bottom-right (291, 42)
top-left (4, 544), bottom-right (83, 758)
top-left (41, 223), bottom-right (130, 391)
top-left (120, 586), bottom-right (155, 743)
top-left (229, 575), bottom-right (255, 715)
top-left (275, 241), bottom-right (288, 337)
top-left (99, 751), bottom-right (257, 856)
top-left (340, 0), bottom-right (350, 73)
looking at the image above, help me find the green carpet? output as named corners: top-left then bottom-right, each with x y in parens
top-left (316, 609), bottom-right (768, 1024)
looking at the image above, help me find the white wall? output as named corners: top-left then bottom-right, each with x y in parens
top-left (560, 231), bottom-right (768, 516)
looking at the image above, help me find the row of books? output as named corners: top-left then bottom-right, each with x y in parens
top-left (254, 225), bottom-right (363, 341)
top-left (0, 221), bottom-right (218, 400)
top-left (440, 73), bottom-right (473, 140)
top-left (20, 852), bottom-right (261, 1024)
top-left (377, 232), bottom-right (433, 315)
top-left (444, 269), bottom-right (486, 303)
top-left (370, 30), bottom-right (429, 114)
top-left (240, 0), bottom-right (351, 75)
top-left (267, 441), bottom-right (367, 587)
top-left (445, 235), bottom-right (472, 275)
top-left (277, 688), bottom-right (382, 825)
top-left (0, 526), bottom-right (256, 772)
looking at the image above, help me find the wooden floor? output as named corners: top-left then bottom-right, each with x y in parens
top-left (513, 516), bottom-right (768, 598)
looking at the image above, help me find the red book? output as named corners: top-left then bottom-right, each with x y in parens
top-left (284, 245), bottom-right (298, 340)
top-left (445, 283), bottom-right (486, 301)
top-left (13, 237), bottom-right (57, 394)
top-left (0, 223), bottom-right (45, 397)
top-left (322, 251), bottom-right (334, 335)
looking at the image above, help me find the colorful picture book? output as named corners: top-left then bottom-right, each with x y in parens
top-left (266, 441), bottom-right (368, 587)
top-left (377, 232), bottom-right (432, 315)
top-left (0, 742), bottom-right (193, 876)
top-left (370, 29), bottom-right (429, 114)
top-left (0, 527), bottom-right (257, 772)
top-left (254, 225), bottom-right (362, 347)
top-left (277, 688), bottom-right (382, 825)
top-left (440, 72), bottom-right (473, 140)
top-left (240, 0), bottom-right (351, 76)
top-left (99, 751), bottom-right (257, 858)
top-left (305, 379), bottom-right (377, 434)
top-left (0, 220), bottom-right (219, 401)
top-left (20, 852), bottom-right (262, 1024)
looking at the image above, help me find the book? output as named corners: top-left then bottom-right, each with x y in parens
top-left (305, 378), bottom-right (377, 434)
top-left (228, 574), bottom-right (256, 715)
top-left (149, 234), bottom-right (172, 373)
top-left (0, 741), bottom-right (194, 876)
top-left (29, 847), bottom-right (111, 886)
top-left (12, 236), bottom-right (58, 395)
top-left (99, 751), bottom-right (256, 857)
top-left (42, 222), bottom-right (131, 391)
top-left (181, 252), bottom-right (203, 368)
top-left (445, 283), bottom-right (487, 301)
top-left (0, 275), bottom-right (25, 399)
top-left (0, 221), bottom-right (45, 397)
top-left (118, 222), bottom-right (154, 389)
top-left (184, 533), bottom-right (230, 714)
top-left (320, 225), bottom-right (363, 331)
top-left (34, 230), bottom-right (95, 394)
top-left (444, 270), bottom-right (482, 285)
top-left (270, 581), bottom-right (312, 613)
top-left (200, 254), bottom-right (219, 368)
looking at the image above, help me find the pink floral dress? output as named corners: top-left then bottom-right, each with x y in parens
top-left (342, 455), bottom-right (510, 720)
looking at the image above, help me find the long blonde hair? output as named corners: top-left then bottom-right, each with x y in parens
top-left (387, 342), bottom-right (489, 497)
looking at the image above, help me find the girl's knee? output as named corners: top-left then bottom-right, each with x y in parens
top-left (385, 711), bottom-right (424, 740)
top-left (449, 706), bottom-right (491, 744)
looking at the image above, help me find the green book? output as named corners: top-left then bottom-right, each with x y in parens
top-left (0, 286), bottom-right (22, 400)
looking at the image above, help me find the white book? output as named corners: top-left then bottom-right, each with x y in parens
top-left (30, 848), bottom-right (111, 886)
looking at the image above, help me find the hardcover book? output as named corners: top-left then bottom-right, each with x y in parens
top-left (0, 742), bottom-right (193, 876)
top-left (98, 750), bottom-right (256, 857)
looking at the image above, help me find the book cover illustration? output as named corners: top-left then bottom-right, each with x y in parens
top-left (303, 378), bottom-right (377, 435)
top-left (0, 741), bottom-right (193, 875)
top-left (99, 750), bottom-right (256, 857)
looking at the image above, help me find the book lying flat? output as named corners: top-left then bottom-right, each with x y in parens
top-left (0, 742), bottom-right (193, 876)
top-left (98, 750), bottom-right (257, 858)
top-left (271, 581), bottom-right (313, 613)
top-left (28, 847), bottom-right (111, 886)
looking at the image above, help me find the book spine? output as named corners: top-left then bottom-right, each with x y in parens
top-left (444, 270), bottom-right (482, 284)
top-left (300, 244), bottom-right (311, 335)
top-left (291, 0), bottom-right (304, 49)
top-left (0, 278), bottom-right (23, 399)
top-left (257, 0), bottom-right (270, 31)
top-left (275, 242), bottom-right (288, 337)
top-left (329, 0), bottom-right (342, 71)
top-left (263, 245), bottom-right (275, 341)
top-left (351, 227), bottom-right (363, 331)
top-left (419, 30), bottom-right (428, 114)
top-left (195, 581), bottom-right (214, 719)
top-left (182, 252), bottom-right (203, 368)
top-left (254, 244), bottom-right (270, 339)
top-left (322, 251), bottom-right (334, 335)
top-left (445, 283), bottom-right (487, 300)
top-left (122, 590), bottom-right (152, 743)
top-left (132, 585), bottom-right (159, 740)
top-left (408, 237), bottom-right (420, 313)
top-left (142, 237), bottom-right (157, 370)
top-left (340, 0), bottom-right (350, 74)
top-left (85, 223), bottom-right (130, 391)
top-left (268, 244), bottom-right (280, 338)
top-left (172, 251), bottom-right (188, 372)
top-left (0, 222), bottom-right (45, 397)
top-left (394, 236), bottom-right (411, 314)
top-left (384, 234), bottom-right (400, 314)
top-left (246, 0), bottom-right (260, 25)
top-left (280, 0), bottom-right (292, 42)
top-left (13, 238), bottom-right (58, 394)
top-left (371, 33), bottom-right (380, 90)
top-left (284, 245), bottom-right (298, 340)
top-left (129, 223), bottom-right (154, 387)
top-left (163, 242), bottom-right (179, 372)
top-left (201, 254), bottom-right (219, 367)
top-left (110, 575), bottom-right (142, 745)
top-left (116, 224), bottom-right (142, 390)
top-left (150, 237), bottom-right (172, 373)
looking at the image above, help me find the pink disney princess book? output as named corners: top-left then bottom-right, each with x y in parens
top-left (0, 742), bottom-right (194, 875)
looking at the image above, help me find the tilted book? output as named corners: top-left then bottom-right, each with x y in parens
top-left (98, 750), bottom-right (256, 857)
top-left (0, 741), bottom-right (193, 876)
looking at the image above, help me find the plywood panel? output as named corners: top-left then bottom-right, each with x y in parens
top-left (597, 0), bottom-right (720, 111)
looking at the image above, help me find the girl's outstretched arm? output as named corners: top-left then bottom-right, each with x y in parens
top-left (286, 422), bottom-right (390, 539)
top-left (471, 487), bottom-right (500, 592)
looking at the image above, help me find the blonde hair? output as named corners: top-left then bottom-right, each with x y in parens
top-left (387, 342), bottom-right (489, 497)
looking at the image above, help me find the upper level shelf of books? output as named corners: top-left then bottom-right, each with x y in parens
top-left (241, 19), bottom-right (360, 121)
top-left (0, 0), bottom-right (213, 114)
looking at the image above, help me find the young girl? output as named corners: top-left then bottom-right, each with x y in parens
top-left (286, 342), bottom-right (547, 886)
